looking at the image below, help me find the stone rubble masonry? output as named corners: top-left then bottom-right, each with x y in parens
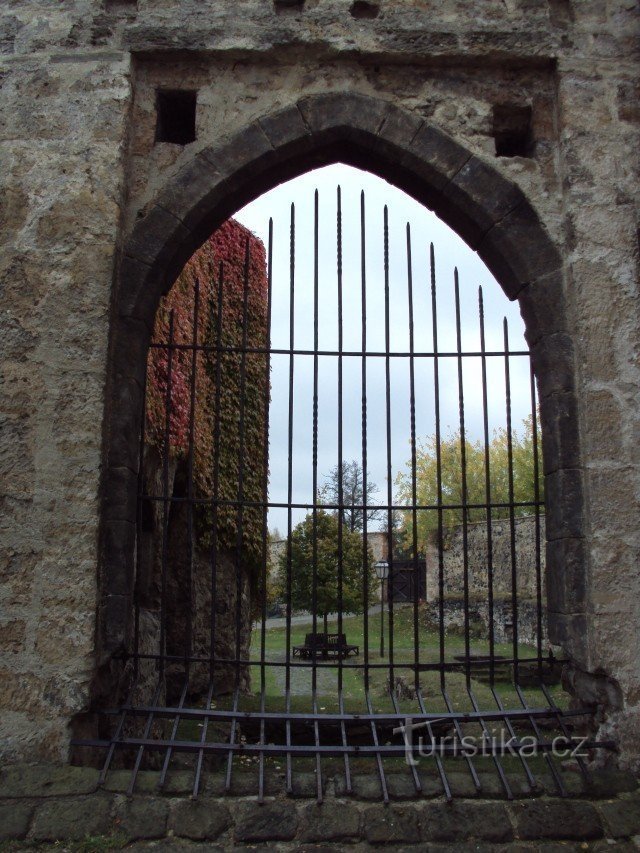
top-left (0, 0), bottom-right (638, 771)
top-left (0, 765), bottom-right (638, 849)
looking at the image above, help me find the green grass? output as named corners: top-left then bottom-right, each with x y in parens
top-left (233, 604), bottom-right (567, 713)
top-left (173, 606), bottom-right (569, 754)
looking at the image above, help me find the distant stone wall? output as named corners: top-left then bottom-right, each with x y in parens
top-left (426, 515), bottom-right (546, 602)
top-left (422, 596), bottom-right (546, 648)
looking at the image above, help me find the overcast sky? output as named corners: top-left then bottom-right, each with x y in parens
top-left (234, 164), bottom-right (532, 534)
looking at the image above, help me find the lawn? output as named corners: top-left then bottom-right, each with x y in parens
top-left (232, 605), bottom-right (567, 715)
top-left (172, 607), bottom-right (572, 787)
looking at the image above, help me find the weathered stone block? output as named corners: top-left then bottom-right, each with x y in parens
top-left (126, 205), bottom-right (190, 274)
top-left (0, 765), bottom-right (99, 798)
top-left (404, 121), bottom-right (470, 192)
top-left (0, 801), bottom-right (33, 840)
top-left (115, 796), bottom-right (169, 840)
top-left (259, 103), bottom-right (312, 155)
top-left (30, 795), bottom-right (114, 841)
top-left (101, 519), bottom-right (136, 597)
top-left (479, 202), bottom-right (562, 294)
top-left (519, 271), bottom-right (568, 346)
top-left (298, 802), bottom-right (361, 842)
top-left (169, 797), bottom-right (231, 840)
top-left (598, 795), bottom-right (640, 838)
top-left (154, 153), bottom-right (226, 233)
top-left (334, 773), bottom-right (384, 800)
top-left (234, 801), bottom-right (298, 843)
top-left (540, 391), bottom-right (580, 475)
top-left (98, 592), bottom-right (132, 653)
top-left (362, 805), bottom-right (421, 845)
top-left (510, 799), bottom-right (603, 840)
top-left (376, 106), bottom-right (424, 155)
top-left (420, 801), bottom-right (514, 843)
top-left (544, 468), bottom-right (584, 541)
top-left (531, 334), bottom-right (576, 398)
top-left (547, 611), bottom-right (588, 660)
top-left (447, 156), bottom-right (527, 242)
top-left (203, 121), bottom-right (274, 184)
top-left (102, 465), bottom-right (138, 525)
top-left (102, 770), bottom-right (159, 794)
top-left (297, 92), bottom-right (389, 141)
top-left (545, 537), bottom-right (586, 614)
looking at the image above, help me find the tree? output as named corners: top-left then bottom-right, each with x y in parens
top-left (277, 510), bottom-right (376, 632)
top-left (318, 460), bottom-right (382, 533)
top-left (395, 416), bottom-right (543, 554)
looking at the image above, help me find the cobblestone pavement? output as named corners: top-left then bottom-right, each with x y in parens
top-left (0, 764), bottom-right (638, 850)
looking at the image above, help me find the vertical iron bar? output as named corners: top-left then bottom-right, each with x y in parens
top-left (365, 690), bottom-right (389, 803)
top-left (311, 188), bottom-right (323, 802)
top-left (225, 238), bottom-right (252, 791)
top-left (360, 190), bottom-right (370, 692)
top-left (193, 680), bottom-right (216, 797)
top-left (128, 680), bottom-right (165, 796)
top-left (540, 682), bottom-right (589, 779)
top-left (478, 287), bottom-right (496, 685)
top-left (490, 685), bottom-right (537, 790)
top-left (416, 689), bottom-right (452, 800)
top-left (441, 685), bottom-right (481, 790)
top-left (383, 205), bottom-right (394, 691)
top-left (406, 223), bottom-right (420, 692)
top-left (429, 245), bottom-right (446, 689)
top-left (285, 202), bottom-right (296, 793)
top-left (513, 684), bottom-right (568, 795)
top-left (391, 691), bottom-right (421, 792)
top-left (454, 271), bottom-right (471, 687)
top-left (466, 685), bottom-right (513, 799)
top-left (529, 361), bottom-right (543, 670)
top-left (158, 281), bottom-right (200, 786)
top-left (336, 185), bottom-right (351, 792)
top-left (224, 688), bottom-right (240, 793)
top-left (503, 319), bottom-right (519, 681)
top-left (98, 679), bottom-right (139, 786)
top-left (158, 678), bottom-right (189, 789)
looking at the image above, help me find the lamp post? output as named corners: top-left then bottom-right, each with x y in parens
top-left (374, 560), bottom-right (389, 659)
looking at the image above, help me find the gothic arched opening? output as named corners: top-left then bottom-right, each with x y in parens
top-left (81, 94), bottom-right (602, 796)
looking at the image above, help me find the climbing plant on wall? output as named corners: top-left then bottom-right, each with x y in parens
top-left (145, 219), bottom-right (270, 576)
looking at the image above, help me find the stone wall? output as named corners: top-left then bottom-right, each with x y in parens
top-left (426, 514), bottom-right (546, 600)
top-left (422, 596), bottom-right (545, 648)
top-left (0, 1), bottom-right (638, 769)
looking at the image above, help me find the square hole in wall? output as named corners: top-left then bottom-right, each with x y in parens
top-left (492, 104), bottom-right (534, 158)
top-left (350, 0), bottom-right (380, 18)
top-left (155, 90), bottom-right (197, 146)
top-left (105, 0), bottom-right (138, 10)
top-left (274, 0), bottom-right (305, 9)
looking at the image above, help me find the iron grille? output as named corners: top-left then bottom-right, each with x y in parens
top-left (76, 186), bottom-right (613, 801)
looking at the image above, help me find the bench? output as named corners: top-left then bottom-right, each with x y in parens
top-left (292, 632), bottom-right (359, 660)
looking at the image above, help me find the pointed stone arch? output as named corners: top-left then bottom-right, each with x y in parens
top-left (99, 92), bottom-right (584, 687)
